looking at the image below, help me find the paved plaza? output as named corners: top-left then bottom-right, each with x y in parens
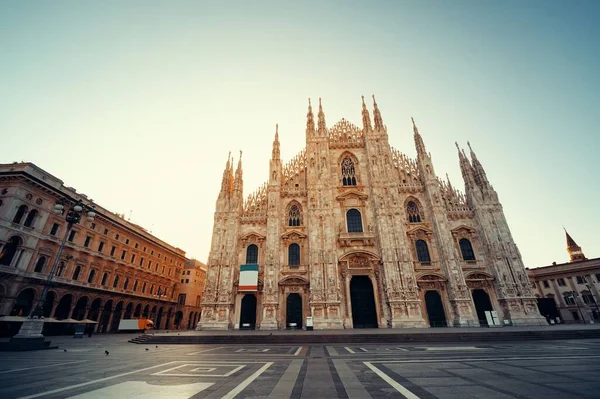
top-left (1, 334), bottom-right (600, 398)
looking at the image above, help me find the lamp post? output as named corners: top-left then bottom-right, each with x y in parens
top-left (585, 284), bottom-right (600, 320)
top-left (10, 199), bottom-right (96, 349)
top-left (569, 291), bottom-right (586, 324)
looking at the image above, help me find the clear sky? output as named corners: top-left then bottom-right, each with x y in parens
top-left (1, 1), bottom-right (598, 267)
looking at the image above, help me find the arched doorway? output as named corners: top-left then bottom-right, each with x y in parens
top-left (134, 304), bottom-right (142, 318)
top-left (72, 297), bottom-right (89, 320)
top-left (424, 291), bottom-right (447, 327)
top-left (43, 291), bottom-right (57, 318)
top-left (350, 276), bottom-right (378, 328)
top-left (472, 289), bottom-right (493, 326)
top-left (111, 302), bottom-right (124, 332)
top-left (54, 294), bottom-right (73, 320)
top-left (0, 236), bottom-right (23, 266)
top-left (286, 293), bottom-right (302, 329)
top-left (124, 302), bottom-right (134, 319)
top-left (11, 288), bottom-right (35, 316)
top-left (88, 298), bottom-right (102, 321)
top-left (100, 300), bottom-right (113, 333)
top-left (142, 304), bottom-right (150, 318)
top-left (156, 307), bottom-right (164, 329)
top-left (174, 311), bottom-right (183, 329)
top-left (240, 294), bottom-right (257, 330)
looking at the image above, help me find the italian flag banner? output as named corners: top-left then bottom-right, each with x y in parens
top-left (239, 264), bottom-right (259, 291)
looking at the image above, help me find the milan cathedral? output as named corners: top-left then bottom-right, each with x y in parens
top-left (199, 97), bottom-right (544, 330)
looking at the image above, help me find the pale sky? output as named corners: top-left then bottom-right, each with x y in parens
top-left (1, 1), bottom-right (598, 267)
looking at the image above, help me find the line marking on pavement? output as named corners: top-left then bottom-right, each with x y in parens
top-left (420, 346), bottom-right (483, 351)
top-left (187, 346), bottom-right (223, 355)
top-left (359, 348), bottom-right (368, 352)
top-left (326, 346), bottom-right (339, 356)
top-left (293, 346), bottom-right (303, 356)
top-left (333, 359), bottom-right (371, 398)
top-left (17, 361), bottom-right (178, 399)
top-left (152, 364), bottom-right (245, 377)
top-left (221, 362), bottom-right (273, 399)
top-left (369, 354), bottom-right (600, 364)
top-left (66, 381), bottom-right (213, 399)
top-left (395, 347), bottom-right (409, 352)
top-left (364, 361), bottom-right (420, 399)
top-left (344, 346), bottom-right (355, 354)
top-left (0, 361), bottom-right (87, 374)
top-left (268, 359), bottom-right (304, 398)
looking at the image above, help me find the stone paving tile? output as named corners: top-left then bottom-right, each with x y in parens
top-left (545, 382), bottom-right (600, 398)
top-left (424, 385), bottom-right (517, 399)
top-left (406, 376), bottom-right (475, 387)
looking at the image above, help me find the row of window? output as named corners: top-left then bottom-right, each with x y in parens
top-left (243, 238), bottom-right (476, 265)
top-left (284, 201), bottom-right (426, 228)
top-left (542, 274), bottom-right (600, 289)
top-left (32, 255), bottom-right (170, 296)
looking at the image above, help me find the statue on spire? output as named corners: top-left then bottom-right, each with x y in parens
top-left (361, 95), bottom-right (372, 132)
top-left (221, 152), bottom-right (231, 193)
top-left (317, 98), bottom-right (327, 134)
top-left (306, 98), bottom-right (315, 134)
top-left (372, 95), bottom-right (384, 131)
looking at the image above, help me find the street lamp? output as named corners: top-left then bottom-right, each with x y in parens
top-left (10, 199), bottom-right (96, 350)
top-left (585, 284), bottom-right (600, 320)
top-left (568, 291), bottom-right (586, 324)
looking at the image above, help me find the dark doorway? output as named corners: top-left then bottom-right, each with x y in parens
top-left (472, 289), bottom-right (494, 326)
top-left (54, 294), bottom-right (73, 320)
top-left (11, 288), bottom-right (35, 317)
top-left (286, 293), bottom-right (302, 329)
top-left (350, 276), bottom-right (378, 328)
top-left (424, 291), bottom-right (447, 327)
top-left (240, 294), bottom-right (257, 330)
top-left (110, 302), bottom-right (123, 332)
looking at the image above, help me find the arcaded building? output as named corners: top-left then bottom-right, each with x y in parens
top-left (199, 97), bottom-right (544, 330)
top-left (0, 162), bottom-right (189, 334)
top-left (179, 259), bottom-right (207, 329)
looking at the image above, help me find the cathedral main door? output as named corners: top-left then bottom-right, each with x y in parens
top-left (350, 276), bottom-right (378, 328)
top-left (424, 290), bottom-right (447, 327)
top-left (286, 293), bottom-right (302, 329)
top-left (240, 294), bottom-right (257, 330)
top-left (472, 289), bottom-right (493, 326)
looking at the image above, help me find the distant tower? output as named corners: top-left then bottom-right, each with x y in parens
top-left (565, 229), bottom-right (587, 262)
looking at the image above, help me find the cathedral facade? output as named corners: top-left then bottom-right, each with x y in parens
top-left (199, 97), bottom-right (544, 330)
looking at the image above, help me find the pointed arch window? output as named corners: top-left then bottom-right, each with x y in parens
top-left (246, 244), bottom-right (258, 264)
top-left (24, 209), bottom-right (38, 228)
top-left (407, 201), bottom-right (422, 223)
top-left (13, 205), bottom-right (28, 224)
top-left (0, 236), bottom-right (22, 266)
top-left (288, 243), bottom-right (300, 266)
top-left (101, 272), bottom-right (108, 286)
top-left (341, 157), bottom-right (357, 186)
top-left (133, 280), bottom-right (138, 291)
top-left (346, 209), bottom-right (363, 233)
top-left (415, 240), bottom-right (431, 262)
top-left (112, 275), bottom-right (120, 288)
top-left (123, 278), bottom-right (130, 290)
top-left (87, 269), bottom-right (96, 284)
top-left (34, 256), bottom-right (47, 273)
top-left (72, 265), bottom-right (82, 281)
top-left (288, 204), bottom-right (301, 226)
top-left (459, 238), bottom-right (476, 261)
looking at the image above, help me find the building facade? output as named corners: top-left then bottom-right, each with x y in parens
top-left (199, 97), bottom-right (544, 330)
top-left (528, 231), bottom-right (600, 322)
top-left (0, 162), bottom-right (190, 335)
top-left (179, 259), bottom-right (207, 329)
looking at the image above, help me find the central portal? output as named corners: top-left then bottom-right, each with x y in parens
top-left (472, 289), bottom-right (493, 326)
top-left (350, 275), bottom-right (378, 328)
top-left (286, 293), bottom-right (302, 329)
top-left (424, 290), bottom-right (447, 327)
top-left (240, 294), bottom-right (257, 330)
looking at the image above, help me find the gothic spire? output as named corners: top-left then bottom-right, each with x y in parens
top-left (372, 95), bottom-right (384, 131)
top-left (467, 142), bottom-right (489, 187)
top-left (221, 151), bottom-right (231, 193)
top-left (233, 150), bottom-right (243, 193)
top-left (272, 124), bottom-right (280, 161)
top-left (456, 142), bottom-right (475, 187)
top-left (564, 228), bottom-right (587, 262)
top-left (306, 98), bottom-right (315, 134)
top-left (317, 97), bottom-right (327, 134)
top-left (412, 117), bottom-right (427, 157)
top-left (361, 95), bottom-right (372, 132)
